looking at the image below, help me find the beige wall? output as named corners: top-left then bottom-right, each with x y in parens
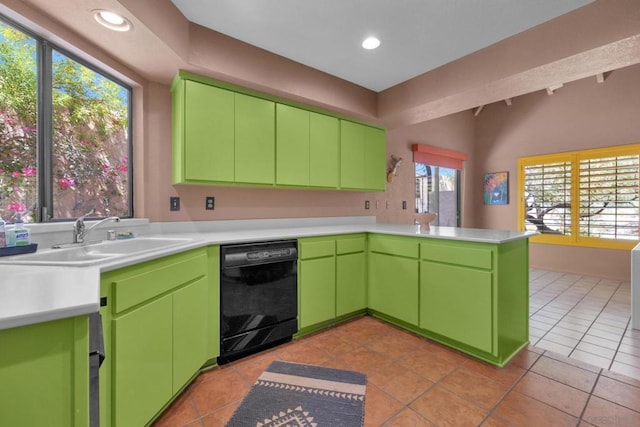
top-left (474, 64), bottom-right (640, 281)
top-left (379, 112), bottom-right (477, 227)
top-left (4, 0), bottom-right (640, 280)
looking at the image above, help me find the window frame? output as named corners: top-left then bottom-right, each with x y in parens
top-left (1, 13), bottom-right (133, 222)
top-left (518, 144), bottom-right (640, 250)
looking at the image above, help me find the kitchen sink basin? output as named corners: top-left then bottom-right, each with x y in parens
top-left (0, 237), bottom-right (194, 266)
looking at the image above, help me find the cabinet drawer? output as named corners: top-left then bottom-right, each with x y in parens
top-left (421, 242), bottom-right (492, 269)
top-left (336, 236), bottom-right (366, 255)
top-left (299, 239), bottom-right (335, 259)
top-left (369, 236), bottom-right (419, 258)
top-left (110, 251), bottom-right (208, 313)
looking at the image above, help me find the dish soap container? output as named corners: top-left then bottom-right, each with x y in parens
top-left (0, 218), bottom-right (6, 247)
top-left (11, 213), bottom-right (30, 246)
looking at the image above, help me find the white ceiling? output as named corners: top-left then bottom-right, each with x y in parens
top-left (170, 0), bottom-right (595, 92)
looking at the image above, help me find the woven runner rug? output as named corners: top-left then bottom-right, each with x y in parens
top-left (227, 360), bottom-right (366, 427)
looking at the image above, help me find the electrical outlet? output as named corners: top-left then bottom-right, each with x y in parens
top-left (386, 201), bottom-right (390, 209)
top-left (375, 200), bottom-right (380, 209)
top-left (365, 200), bottom-right (370, 210)
top-left (205, 196), bottom-right (215, 210)
top-left (170, 196), bottom-right (180, 211)
top-left (402, 200), bottom-right (407, 210)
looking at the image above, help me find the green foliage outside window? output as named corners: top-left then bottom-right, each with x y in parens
top-left (0, 20), bottom-right (131, 223)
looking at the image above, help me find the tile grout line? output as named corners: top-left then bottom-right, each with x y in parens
top-left (576, 368), bottom-right (603, 425)
top-left (608, 316), bottom-right (632, 371)
top-left (476, 349), bottom-right (544, 425)
top-left (532, 274), bottom-right (599, 351)
top-left (567, 279), bottom-right (623, 365)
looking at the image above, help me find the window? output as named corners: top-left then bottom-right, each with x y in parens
top-left (413, 144), bottom-right (466, 227)
top-left (0, 16), bottom-right (132, 223)
top-left (415, 164), bottom-right (460, 226)
top-left (518, 144), bottom-right (640, 249)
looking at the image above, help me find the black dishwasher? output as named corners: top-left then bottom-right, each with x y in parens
top-left (218, 240), bottom-right (298, 364)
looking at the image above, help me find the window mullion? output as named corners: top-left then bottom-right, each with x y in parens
top-left (38, 40), bottom-right (53, 222)
top-left (571, 154), bottom-right (580, 243)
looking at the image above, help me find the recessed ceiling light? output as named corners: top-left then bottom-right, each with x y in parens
top-left (361, 37), bottom-right (381, 50)
top-left (93, 9), bottom-right (132, 32)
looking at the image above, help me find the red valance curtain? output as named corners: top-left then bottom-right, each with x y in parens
top-left (412, 144), bottom-right (468, 170)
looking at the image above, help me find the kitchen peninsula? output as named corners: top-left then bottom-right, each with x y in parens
top-left (0, 217), bottom-right (534, 427)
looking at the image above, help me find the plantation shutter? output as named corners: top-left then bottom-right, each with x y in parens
top-left (579, 154), bottom-right (639, 240)
top-left (523, 161), bottom-right (572, 235)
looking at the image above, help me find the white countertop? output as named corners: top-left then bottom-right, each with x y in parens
top-left (0, 218), bottom-right (535, 330)
top-left (0, 265), bottom-right (99, 330)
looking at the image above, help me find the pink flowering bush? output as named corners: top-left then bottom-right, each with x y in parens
top-left (0, 24), bottom-right (130, 222)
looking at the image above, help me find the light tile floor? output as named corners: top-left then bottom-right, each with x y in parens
top-left (529, 269), bottom-right (640, 380)
top-left (152, 269), bottom-right (640, 426)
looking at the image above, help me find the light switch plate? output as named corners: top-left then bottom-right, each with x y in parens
top-left (170, 197), bottom-right (180, 211)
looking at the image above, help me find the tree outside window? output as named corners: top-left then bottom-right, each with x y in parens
top-left (519, 146), bottom-right (639, 249)
top-left (0, 18), bottom-right (131, 223)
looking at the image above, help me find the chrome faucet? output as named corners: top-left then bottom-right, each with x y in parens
top-left (73, 209), bottom-right (120, 244)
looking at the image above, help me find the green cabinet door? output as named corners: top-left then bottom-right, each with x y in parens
top-left (420, 262), bottom-right (493, 353)
top-left (113, 295), bottom-right (173, 427)
top-left (299, 256), bottom-right (336, 328)
top-left (340, 120), bottom-right (365, 189)
top-left (0, 317), bottom-right (89, 427)
top-left (364, 126), bottom-right (386, 191)
top-left (276, 104), bottom-right (309, 186)
top-left (235, 93), bottom-right (275, 184)
top-left (182, 80), bottom-right (235, 182)
top-left (368, 252), bottom-right (419, 325)
top-left (309, 112), bottom-right (339, 188)
top-left (336, 251), bottom-right (366, 316)
top-left (173, 277), bottom-right (209, 394)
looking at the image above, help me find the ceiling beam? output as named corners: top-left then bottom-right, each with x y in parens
top-left (546, 84), bottom-right (564, 95)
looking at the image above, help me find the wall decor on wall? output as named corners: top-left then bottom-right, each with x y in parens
top-left (484, 171), bottom-right (509, 205)
top-left (386, 155), bottom-right (403, 183)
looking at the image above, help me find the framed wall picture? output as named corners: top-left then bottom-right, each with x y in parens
top-left (484, 171), bottom-right (509, 205)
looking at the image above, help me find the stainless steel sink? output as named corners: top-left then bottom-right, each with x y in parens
top-left (0, 237), bottom-right (194, 266)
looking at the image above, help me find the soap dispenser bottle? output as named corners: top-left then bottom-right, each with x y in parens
top-left (0, 217), bottom-right (6, 247)
top-left (12, 213), bottom-right (30, 246)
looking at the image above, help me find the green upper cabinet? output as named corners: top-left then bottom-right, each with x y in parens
top-left (172, 79), bottom-right (235, 184)
top-left (276, 105), bottom-right (340, 188)
top-left (340, 120), bottom-right (365, 189)
top-left (276, 104), bottom-right (310, 186)
top-left (171, 71), bottom-right (384, 191)
top-left (340, 120), bottom-right (386, 191)
top-left (235, 93), bottom-right (275, 185)
top-left (364, 126), bottom-right (386, 191)
top-left (309, 112), bottom-right (339, 188)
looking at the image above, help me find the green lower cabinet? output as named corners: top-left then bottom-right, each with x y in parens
top-left (420, 262), bottom-right (493, 353)
top-left (100, 248), bottom-right (211, 426)
top-left (172, 277), bottom-right (209, 394)
top-left (336, 235), bottom-right (367, 316)
top-left (298, 234), bottom-right (366, 332)
top-left (299, 256), bottom-right (336, 328)
top-left (368, 252), bottom-right (419, 325)
top-left (0, 316), bottom-right (89, 427)
top-left (113, 295), bottom-right (173, 427)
